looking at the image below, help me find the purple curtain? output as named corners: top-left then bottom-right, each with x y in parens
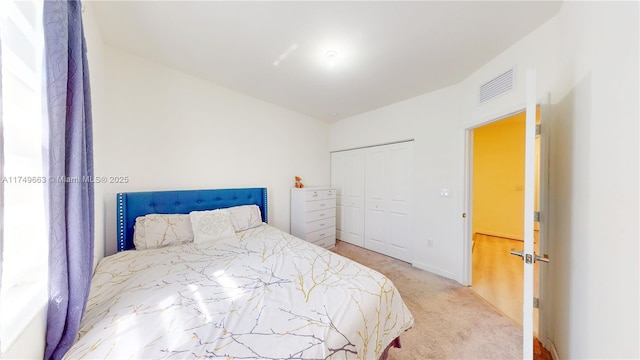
top-left (43, 1), bottom-right (94, 359)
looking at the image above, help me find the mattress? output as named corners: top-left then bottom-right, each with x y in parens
top-left (64, 224), bottom-right (414, 359)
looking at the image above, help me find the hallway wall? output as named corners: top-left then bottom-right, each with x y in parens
top-left (472, 112), bottom-right (526, 240)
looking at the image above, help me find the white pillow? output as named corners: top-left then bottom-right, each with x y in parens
top-left (228, 205), bottom-right (263, 232)
top-left (133, 216), bottom-right (147, 248)
top-left (133, 214), bottom-right (194, 250)
top-left (189, 209), bottom-right (236, 243)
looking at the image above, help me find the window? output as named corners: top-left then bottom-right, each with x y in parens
top-left (0, 0), bottom-right (47, 352)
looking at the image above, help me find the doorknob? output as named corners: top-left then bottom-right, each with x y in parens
top-left (510, 249), bottom-right (524, 258)
top-left (510, 249), bottom-right (532, 263)
top-left (510, 249), bottom-right (550, 264)
top-left (535, 253), bottom-right (550, 263)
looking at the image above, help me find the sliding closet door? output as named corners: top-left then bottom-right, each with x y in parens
top-left (346, 151), bottom-right (365, 246)
top-left (364, 147), bottom-right (387, 252)
top-left (331, 149), bottom-right (365, 247)
top-left (365, 142), bottom-right (413, 262)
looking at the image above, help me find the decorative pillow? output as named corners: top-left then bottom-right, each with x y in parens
top-left (189, 209), bottom-right (236, 243)
top-left (133, 216), bottom-right (148, 249)
top-left (228, 205), bottom-right (263, 232)
top-left (133, 214), bottom-right (193, 250)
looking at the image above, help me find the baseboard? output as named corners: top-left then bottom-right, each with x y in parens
top-left (475, 229), bottom-right (524, 241)
top-left (411, 261), bottom-right (457, 281)
top-left (547, 339), bottom-right (560, 360)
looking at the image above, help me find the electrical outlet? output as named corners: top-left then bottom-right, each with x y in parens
top-left (440, 188), bottom-right (450, 198)
top-left (427, 239), bottom-right (434, 248)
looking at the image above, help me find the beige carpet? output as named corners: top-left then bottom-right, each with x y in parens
top-left (332, 240), bottom-right (522, 360)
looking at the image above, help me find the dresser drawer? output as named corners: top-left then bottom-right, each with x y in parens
top-left (305, 190), bottom-right (323, 201)
top-left (306, 209), bottom-right (333, 223)
top-left (306, 198), bottom-right (336, 212)
top-left (311, 235), bottom-right (336, 249)
top-left (306, 226), bottom-right (336, 243)
top-left (305, 217), bottom-right (336, 233)
top-left (305, 189), bottom-right (336, 201)
top-left (322, 189), bottom-right (336, 200)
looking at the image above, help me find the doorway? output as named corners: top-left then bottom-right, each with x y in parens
top-left (468, 107), bottom-right (541, 335)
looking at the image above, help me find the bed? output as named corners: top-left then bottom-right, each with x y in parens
top-left (65, 188), bottom-right (413, 359)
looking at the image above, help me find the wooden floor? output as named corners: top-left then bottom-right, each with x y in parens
top-left (471, 233), bottom-right (540, 334)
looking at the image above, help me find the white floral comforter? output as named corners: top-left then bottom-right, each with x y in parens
top-left (65, 224), bottom-right (414, 359)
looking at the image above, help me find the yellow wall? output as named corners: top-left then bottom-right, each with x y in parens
top-left (472, 112), bottom-right (526, 240)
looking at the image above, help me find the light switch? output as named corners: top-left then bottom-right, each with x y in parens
top-left (440, 188), bottom-right (450, 197)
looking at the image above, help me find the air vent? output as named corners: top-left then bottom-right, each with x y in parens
top-left (479, 67), bottom-right (515, 104)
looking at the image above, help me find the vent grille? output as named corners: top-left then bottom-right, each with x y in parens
top-left (479, 67), bottom-right (515, 104)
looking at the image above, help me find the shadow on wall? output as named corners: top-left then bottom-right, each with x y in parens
top-left (547, 73), bottom-right (591, 357)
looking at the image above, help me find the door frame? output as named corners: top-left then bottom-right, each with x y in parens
top-left (461, 93), bottom-right (551, 345)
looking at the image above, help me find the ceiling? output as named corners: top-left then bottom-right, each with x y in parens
top-left (91, 1), bottom-right (562, 122)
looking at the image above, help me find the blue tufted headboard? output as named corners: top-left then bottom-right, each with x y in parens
top-left (116, 187), bottom-right (268, 252)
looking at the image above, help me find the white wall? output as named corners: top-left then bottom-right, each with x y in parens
top-left (86, 3), bottom-right (107, 270)
top-left (329, 85), bottom-right (462, 280)
top-left (93, 46), bottom-right (330, 258)
top-left (1, 307), bottom-right (46, 359)
top-left (546, 2), bottom-right (639, 358)
top-left (330, 1), bottom-right (639, 359)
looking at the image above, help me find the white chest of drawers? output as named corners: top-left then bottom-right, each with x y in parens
top-left (290, 187), bottom-right (336, 249)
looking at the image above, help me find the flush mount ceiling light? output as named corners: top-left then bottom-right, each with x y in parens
top-left (325, 50), bottom-right (338, 67)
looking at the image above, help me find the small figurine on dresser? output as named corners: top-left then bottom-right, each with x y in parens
top-left (294, 176), bottom-right (304, 188)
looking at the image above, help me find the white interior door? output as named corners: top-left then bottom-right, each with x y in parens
top-left (387, 144), bottom-right (412, 261)
top-left (466, 70), bottom-right (550, 358)
top-left (345, 150), bottom-right (365, 246)
top-left (331, 150), bottom-right (365, 247)
top-left (517, 68), bottom-right (538, 359)
top-left (364, 147), bottom-right (387, 251)
top-left (364, 142), bottom-right (413, 262)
